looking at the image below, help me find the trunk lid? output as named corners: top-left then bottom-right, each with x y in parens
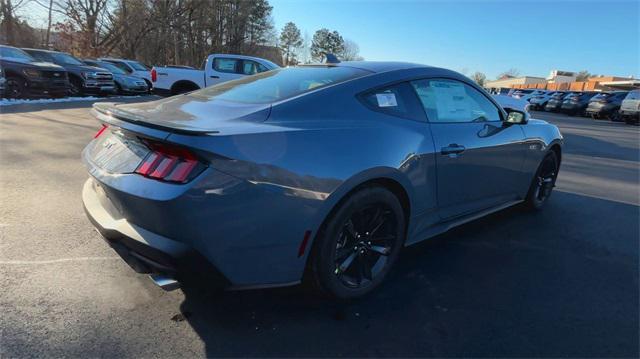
top-left (93, 94), bottom-right (271, 134)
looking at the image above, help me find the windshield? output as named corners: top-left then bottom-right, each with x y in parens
top-left (0, 47), bottom-right (35, 61)
top-left (193, 66), bottom-right (369, 104)
top-left (625, 90), bottom-right (640, 100)
top-left (127, 61), bottom-right (150, 71)
top-left (95, 61), bottom-right (125, 74)
top-left (50, 52), bottom-right (84, 65)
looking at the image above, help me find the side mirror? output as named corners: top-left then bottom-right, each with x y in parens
top-left (504, 108), bottom-right (528, 124)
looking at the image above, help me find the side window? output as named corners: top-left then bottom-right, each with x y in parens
top-left (411, 79), bottom-right (501, 123)
top-left (30, 52), bottom-right (50, 62)
top-left (360, 82), bottom-right (425, 121)
top-left (213, 58), bottom-right (239, 73)
top-left (109, 61), bottom-right (132, 73)
top-left (240, 60), bottom-right (269, 75)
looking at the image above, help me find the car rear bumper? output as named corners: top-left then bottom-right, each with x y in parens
top-left (82, 178), bottom-right (229, 285)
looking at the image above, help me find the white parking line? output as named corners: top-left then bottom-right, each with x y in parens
top-left (0, 257), bottom-right (119, 265)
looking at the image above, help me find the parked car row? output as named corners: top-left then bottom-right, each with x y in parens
top-left (0, 44), bottom-right (151, 99)
top-left (491, 87), bottom-right (639, 125)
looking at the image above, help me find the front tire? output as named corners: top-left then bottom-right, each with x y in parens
top-left (69, 77), bottom-right (84, 97)
top-left (6, 76), bottom-right (26, 98)
top-left (524, 151), bottom-right (559, 210)
top-left (310, 186), bottom-right (406, 299)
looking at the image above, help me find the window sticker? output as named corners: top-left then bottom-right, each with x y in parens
top-left (430, 81), bottom-right (471, 121)
top-left (376, 92), bottom-right (398, 107)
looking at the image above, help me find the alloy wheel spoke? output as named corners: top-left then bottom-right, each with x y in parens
top-left (368, 245), bottom-right (391, 256)
top-left (336, 246), bottom-right (352, 261)
top-left (336, 251), bottom-right (357, 274)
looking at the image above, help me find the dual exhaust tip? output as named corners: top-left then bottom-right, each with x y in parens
top-left (149, 274), bottom-right (180, 291)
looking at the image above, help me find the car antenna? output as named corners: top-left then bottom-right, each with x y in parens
top-left (323, 52), bottom-right (341, 64)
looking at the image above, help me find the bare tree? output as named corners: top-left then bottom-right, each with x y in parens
top-left (471, 71), bottom-right (487, 86)
top-left (340, 39), bottom-right (362, 61)
top-left (575, 70), bottom-right (592, 82)
top-left (0, 0), bottom-right (31, 45)
top-left (498, 68), bottom-right (520, 79)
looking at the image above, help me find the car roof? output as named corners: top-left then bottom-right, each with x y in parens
top-left (22, 48), bottom-right (60, 53)
top-left (300, 61), bottom-right (429, 73)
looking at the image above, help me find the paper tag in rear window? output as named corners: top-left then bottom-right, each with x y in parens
top-left (376, 93), bottom-right (398, 107)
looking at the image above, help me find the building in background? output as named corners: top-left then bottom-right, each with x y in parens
top-left (484, 75), bottom-right (547, 90)
top-left (546, 70), bottom-right (576, 84)
top-left (485, 69), bottom-right (639, 92)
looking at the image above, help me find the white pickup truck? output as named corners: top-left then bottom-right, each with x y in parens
top-left (151, 54), bottom-right (279, 96)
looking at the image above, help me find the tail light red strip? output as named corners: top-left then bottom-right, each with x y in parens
top-left (94, 124), bottom-right (108, 138)
top-left (135, 139), bottom-right (204, 183)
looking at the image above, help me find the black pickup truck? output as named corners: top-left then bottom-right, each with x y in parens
top-left (22, 48), bottom-right (115, 96)
top-left (0, 45), bottom-right (69, 98)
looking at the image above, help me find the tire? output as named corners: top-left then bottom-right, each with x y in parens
top-left (524, 151), bottom-right (559, 210)
top-left (608, 111), bottom-right (622, 122)
top-left (114, 82), bottom-right (123, 95)
top-left (69, 77), bottom-right (84, 96)
top-left (171, 84), bottom-right (199, 96)
top-left (309, 186), bottom-right (406, 299)
top-left (6, 76), bottom-right (26, 98)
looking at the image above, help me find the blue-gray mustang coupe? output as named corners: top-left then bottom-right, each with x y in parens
top-left (82, 61), bottom-right (563, 298)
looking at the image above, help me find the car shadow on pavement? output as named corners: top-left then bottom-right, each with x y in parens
top-left (176, 191), bottom-right (639, 357)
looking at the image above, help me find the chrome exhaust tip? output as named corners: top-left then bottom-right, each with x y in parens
top-left (149, 274), bottom-right (180, 291)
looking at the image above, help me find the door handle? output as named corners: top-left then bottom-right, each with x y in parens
top-left (441, 144), bottom-right (466, 156)
top-left (209, 75), bottom-right (220, 79)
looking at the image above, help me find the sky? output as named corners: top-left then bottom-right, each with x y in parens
top-left (15, 0), bottom-right (639, 80)
top-left (270, 0), bottom-right (639, 79)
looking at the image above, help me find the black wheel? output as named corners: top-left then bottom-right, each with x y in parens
top-left (143, 79), bottom-right (153, 94)
top-left (6, 76), bottom-right (26, 98)
top-left (309, 186), bottom-right (405, 299)
top-left (525, 151), bottom-right (559, 210)
top-left (114, 82), bottom-right (123, 95)
top-left (68, 77), bottom-right (84, 96)
top-left (608, 111), bottom-right (622, 122)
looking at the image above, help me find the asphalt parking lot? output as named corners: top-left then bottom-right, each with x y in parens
top-left (1, 100), bottom-right (638, 357)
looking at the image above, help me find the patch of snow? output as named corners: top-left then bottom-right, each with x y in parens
top-left (0, 95), bottom-right (143, 107)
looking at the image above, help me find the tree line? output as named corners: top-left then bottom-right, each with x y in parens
top-left (0, 0), bottom-right (362, 67)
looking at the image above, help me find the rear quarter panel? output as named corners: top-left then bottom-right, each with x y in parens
top-left (153, 67), bottom-right (204, 91)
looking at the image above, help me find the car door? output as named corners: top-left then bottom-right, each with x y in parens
top-left (209, 57), bottom-right (243, 85)
top-left (410, 78), bottom-right (528, 220)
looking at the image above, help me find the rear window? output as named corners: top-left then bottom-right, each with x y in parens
top-left (127, 61), bottom-right (149, 71)
top-left (193, 66), bottom-right (369, 104)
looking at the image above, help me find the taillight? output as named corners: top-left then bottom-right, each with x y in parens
top-left (151, 68), bottom-right (157, 82)
top-left (135, 140), bottom-right (204, 183)
top-left (94, 124), bottom-right (108, 138)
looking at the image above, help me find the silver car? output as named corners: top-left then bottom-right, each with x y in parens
top-left (82, 61), bottom-right (563, 298)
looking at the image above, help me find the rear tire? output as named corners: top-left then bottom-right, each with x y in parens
top-left (524, 151), bottom-right (559, 210)
top-left (309, 186), bottom-right (406, 299)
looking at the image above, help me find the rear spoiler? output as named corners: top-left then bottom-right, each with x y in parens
top-left (91, 102), bottom-right (218, 136)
